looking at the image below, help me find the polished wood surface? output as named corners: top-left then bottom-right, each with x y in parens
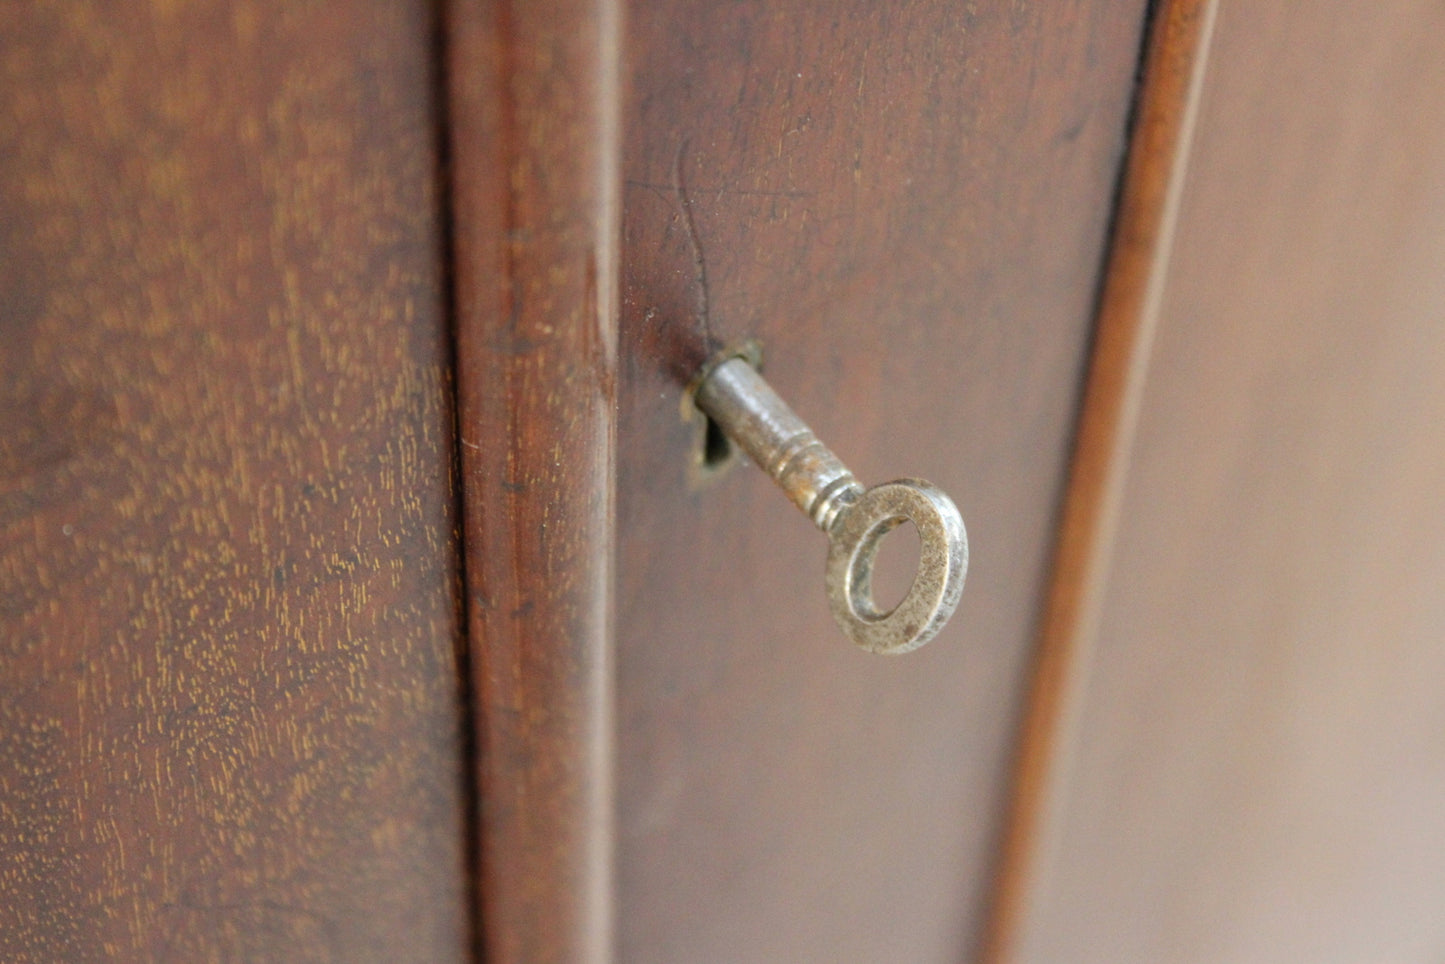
top-left (983, 1), bottom-right (1219, 959)
top-left (0, 2), bottom-right (470, 960)
top-left (445, 0), bottom-right (621, 960)
top-left (615, 2), bottom-right (1149, 959)
top-left (1020, 1), bottom-right (1445, 959)
top-left (18, 1), bottom-right (1434, 958)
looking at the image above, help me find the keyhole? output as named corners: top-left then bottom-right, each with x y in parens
top-left (866, 518), bottom-right (921, 616)
top-left (687, 409), bottom-right (741, 488)
top-left (701, 413), bottom-right (731, 470)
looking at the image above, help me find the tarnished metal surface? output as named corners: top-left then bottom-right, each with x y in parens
top-left (825, 480), bottom-right (968, 654)
top-left (692, 353), bottom-right (968, 654)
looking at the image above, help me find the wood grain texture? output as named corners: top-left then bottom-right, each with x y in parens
top-left (444, 0), bottom-right (620, 960)
top-left (1021, 1), bottom-right (1445, 960)
top-left (615, 2), bottom-right (1148, 960)
top-left (982, 2), bottom-right (1219, 959)
top-left (0, 1), bottom-right (470, 961)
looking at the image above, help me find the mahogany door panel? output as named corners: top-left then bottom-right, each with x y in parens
top-left (0, 3), bottom-right (469, 959)
top-left (615, 2), bottom-right (1149, 959)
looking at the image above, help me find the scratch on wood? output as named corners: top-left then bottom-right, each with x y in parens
top-left (673, 138), bottom-right (717, 353)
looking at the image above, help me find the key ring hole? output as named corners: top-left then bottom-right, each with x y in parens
top-left (826, 480), bottom-right (967, 654)
top-left (853, 517), bottom-right (921, 619)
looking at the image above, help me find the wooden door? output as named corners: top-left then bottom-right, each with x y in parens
top-left (993, 0), bottom-right (1445, 960)
top-left (1, 3), bottom-right (470, 959)
top-left (447, 0), bottom-right (1152, 959)
top-left (612, 4), bottom-right (1147, 961)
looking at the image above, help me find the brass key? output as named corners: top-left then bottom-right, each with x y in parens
top-left (688, 346), bottom-right (968, 654)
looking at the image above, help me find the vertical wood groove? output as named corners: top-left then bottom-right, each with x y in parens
top-left (444, 0), bottom-right (622, 960)
top-left (981, 2), bottom-right (1220, 959)
top-left (427, 0), bottom-right (485, 956)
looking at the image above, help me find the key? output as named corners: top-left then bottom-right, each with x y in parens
top-left (689, 346), bottom-right (968, 654)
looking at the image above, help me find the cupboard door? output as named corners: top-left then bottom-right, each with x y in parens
top-left (614, 2), bottom-right (1148, 959)
top-left (1010, 1), bottom-right (1445, 960)
top-left (0, 3), bottom-right (469, 959)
